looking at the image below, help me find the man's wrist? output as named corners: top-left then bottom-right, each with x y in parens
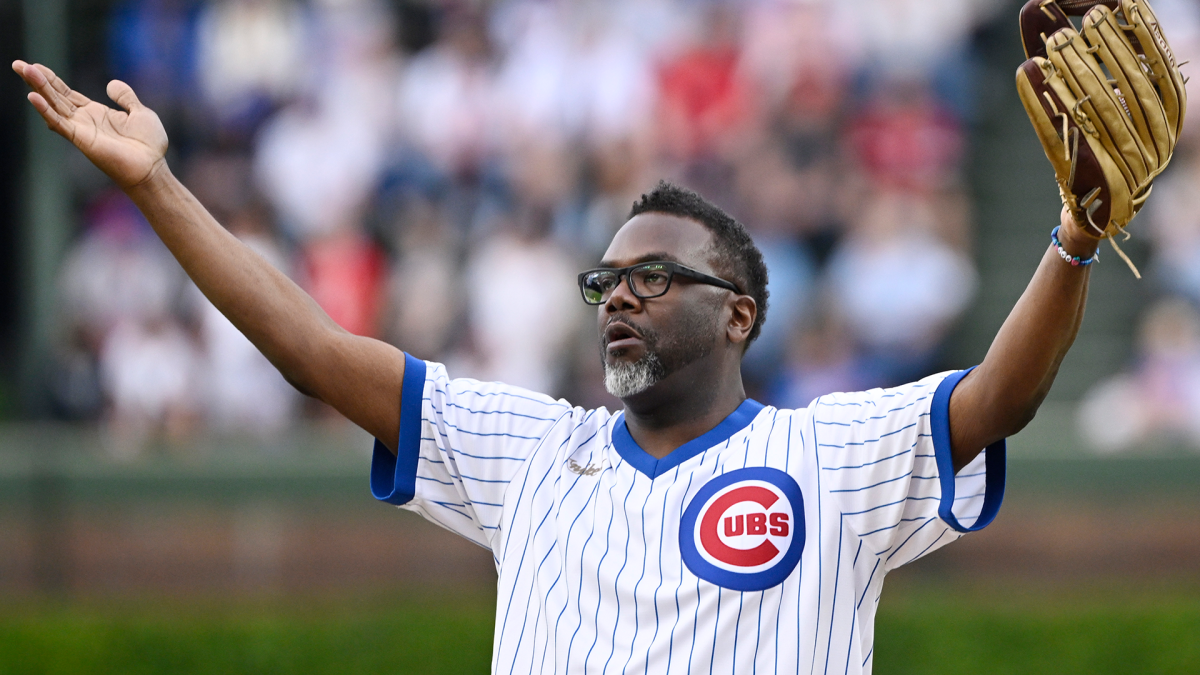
top-left (123, 159), bottom-right (173, 198)
top-left (1057, 213), bottom-right (1101, 259)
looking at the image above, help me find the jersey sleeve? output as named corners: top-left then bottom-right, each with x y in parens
top-left (809, 368), bottom-right (1005, 571)
top-left (369, 353), bottom-right (574, 548)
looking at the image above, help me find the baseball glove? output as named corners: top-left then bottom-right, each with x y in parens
top-left (1015, 0), bottom-right (1187, 275)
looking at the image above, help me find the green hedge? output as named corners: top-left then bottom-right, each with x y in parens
top-left (2, 585), bottom-right (1198, 674)
top-left (0, 593), bottom-right (496, 675)
top-left (875, 584), bottom-right (1200, 674)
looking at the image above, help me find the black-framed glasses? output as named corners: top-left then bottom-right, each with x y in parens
top-left (577, 261), bottom-right (741, 305)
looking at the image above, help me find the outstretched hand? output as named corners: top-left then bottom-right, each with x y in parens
top-left (12, 60), bottom-right (168, 190)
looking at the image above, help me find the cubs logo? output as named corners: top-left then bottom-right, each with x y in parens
top-left (680, 467), bottom-right (805, 592)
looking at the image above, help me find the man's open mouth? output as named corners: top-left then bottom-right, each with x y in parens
top-left (604, 321), bottom-right (644, 352)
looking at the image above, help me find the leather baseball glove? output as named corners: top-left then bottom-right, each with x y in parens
top-left (1016, 0), bottom-right (1187, 274)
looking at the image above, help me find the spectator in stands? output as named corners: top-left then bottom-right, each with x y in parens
top-left (655, 4), bottom-right (756, 162)
top-left (492, 1), bottom-right (654, 148)
top-left (382, 197), bottom-right (462, 362)
top-left (58, 191), bottom-right (184, 349)
top-left (846, 84), bottom-right (964, 195)
top-left (732, 142), bottom-right (818, 394)
top-left (578, 138), bottom-right (656, 258)
top-left (253, 94), bottom-right (388, 241)
top-left (739, 0), bottom-right (854, 130)
top-left (458, 206), bottom-right (579, 396)
top-left (825, 189), bottom-right (977, 386)
top-left (298, 224), bottom-right (387, 340)
top-left (1078, 298), bottom-right (1200, 453)
top-left (194, 0), bottom-right (308, 136)
top-left (1146, 142), bottom-right (1200, 304)
top-left (768, 303), bottom-right (872, 410)
top-left (192, 204), bottom-right (299, 435)
top-left (100, 315), bottom-right (199, 458)
top-left (395, 8), bottom-right (496, 180)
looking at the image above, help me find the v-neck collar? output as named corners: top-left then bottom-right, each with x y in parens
top-left (612, 399), bottom-right (766, 479)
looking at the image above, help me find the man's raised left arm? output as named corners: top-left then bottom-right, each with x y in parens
top-left (947, 208), bottom-right (1098, 472)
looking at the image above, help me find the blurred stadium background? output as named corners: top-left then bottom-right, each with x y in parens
top-left (1, 0), bottom-right (1199, 672)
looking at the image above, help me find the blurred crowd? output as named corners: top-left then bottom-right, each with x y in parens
top-left (51, 0), bottom-right (1006, 452)
top-left (1080, 142), bottom-right (1200, 453)
top-left (1068, 0), bottom-right (1200, 454)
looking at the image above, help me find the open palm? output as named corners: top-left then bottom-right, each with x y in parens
top-left (13, 60), bottom-right (168, 190)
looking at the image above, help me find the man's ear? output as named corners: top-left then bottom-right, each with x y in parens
top-left (726, 295), bottom-right (757, 347)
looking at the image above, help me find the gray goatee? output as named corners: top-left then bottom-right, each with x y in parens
top-left (603, 352), bottom-right (666, 398)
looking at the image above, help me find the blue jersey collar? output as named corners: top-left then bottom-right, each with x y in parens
top-left (613, 399), bottom-right (766, 479)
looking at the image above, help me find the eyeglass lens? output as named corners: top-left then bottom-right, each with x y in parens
top-left (581, 264), bottom-right (672, 303)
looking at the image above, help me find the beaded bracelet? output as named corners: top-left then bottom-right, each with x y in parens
top-left (1051, 226), bottom-right (1099, 267)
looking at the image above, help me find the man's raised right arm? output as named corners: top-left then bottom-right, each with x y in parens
top-left (13, 61), bottom-right (406, 452)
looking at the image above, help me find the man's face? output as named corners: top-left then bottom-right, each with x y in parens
top-left (595, 213), bottom-right (730, 398)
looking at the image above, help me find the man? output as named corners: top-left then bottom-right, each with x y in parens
top-left (13, 60), bottom-right (1098, 673)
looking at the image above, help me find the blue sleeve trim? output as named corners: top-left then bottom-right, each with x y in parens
top-left (371, 353), bottom-right (428, 505)
top-left (930, 367), bottom-right (1006, 533)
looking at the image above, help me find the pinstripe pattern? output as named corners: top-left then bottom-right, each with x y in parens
top-left (371, 361), bottom-right (1004, 674)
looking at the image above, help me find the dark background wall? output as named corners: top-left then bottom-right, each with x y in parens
top-left (0, 0), bottom-right (26, 417)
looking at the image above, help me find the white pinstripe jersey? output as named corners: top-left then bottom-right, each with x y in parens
top-left (372, 354), bottom-right (1005, 674)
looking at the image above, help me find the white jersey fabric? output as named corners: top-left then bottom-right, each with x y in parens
top-left (372, 354), bottom-right (1005, 674)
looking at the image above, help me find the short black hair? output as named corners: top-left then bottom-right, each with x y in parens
top-left (628, 181), bottom-right (769, 346)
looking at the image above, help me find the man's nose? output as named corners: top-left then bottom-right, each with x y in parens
top-left (604, 275), bottom-right (641, 313)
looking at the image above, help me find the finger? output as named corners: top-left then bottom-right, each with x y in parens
top-left (14, 61), bottom-right (76, 117)
top-left (32, 62), bottom-right (91, 108)
top-left (31, 63), bottom-right (89, 111)
top-left (27, 91), bottom-right (73, 138)
top-left (106, 79), bottom-right (142, 113)
top-left (33, 63), bottom-right (70, 97)
top-left (12, 59), bottom-right (43, 87)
